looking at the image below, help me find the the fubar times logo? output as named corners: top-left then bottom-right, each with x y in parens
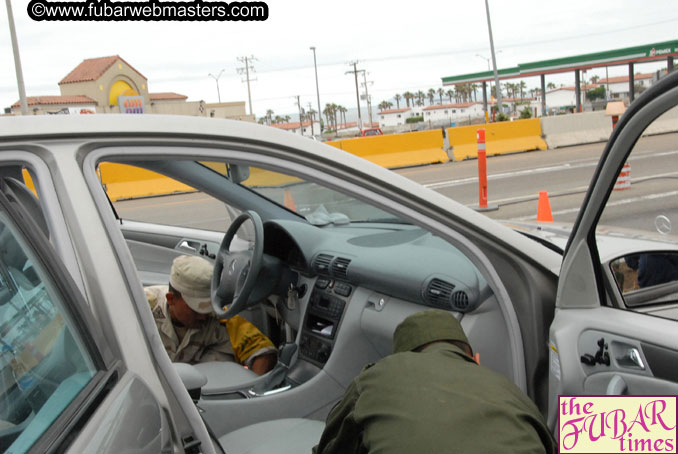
top-left (559, 396), bottom-right (677, 453)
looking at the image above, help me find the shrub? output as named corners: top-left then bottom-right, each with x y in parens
top-left (519, 107), bottom-right (532, 119)
top-left (406, 116), bottom-right (424, 124)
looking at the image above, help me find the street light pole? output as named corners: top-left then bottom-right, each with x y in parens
top-left (208, 69), bottom-right (225, 103)
top-left (475, 54), bottom-right (491, 71)
top-left (6, 0), bottom-right (28, 115)
top-left (310, 46), bottom-right (322, 133)
top-left (484, 0), bottom-right (502, 119)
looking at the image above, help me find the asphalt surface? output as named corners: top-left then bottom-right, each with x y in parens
top-left (114, 132), bottom-right (678, 235)
top-left (395, 132), bottom-right (678, 233)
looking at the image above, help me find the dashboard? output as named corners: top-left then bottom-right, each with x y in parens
top-left (263, 219), bottom-right (490, 313)
top-left (262, 219), bottom-right (492, 368)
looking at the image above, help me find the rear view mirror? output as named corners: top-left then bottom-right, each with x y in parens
top-left (611, 252), bottom-right (678, 307)
top-left (229, 165), bottom-right (250, 184)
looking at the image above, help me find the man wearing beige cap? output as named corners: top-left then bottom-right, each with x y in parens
top-left (145, 255), bottom-right (277, 374)
top-left (314, 309), bottom-right (556, 453)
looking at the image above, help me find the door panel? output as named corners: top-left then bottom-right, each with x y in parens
top-left (120, 220), bottom-right (248, 286)
top-left (550, 70), bottom-right (678, 428)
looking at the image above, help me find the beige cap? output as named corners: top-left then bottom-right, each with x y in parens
top-left (169, 255), bottom-right (214, 314)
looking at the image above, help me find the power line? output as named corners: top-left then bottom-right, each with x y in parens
top-left (243, 19), bottom-right (678, 75)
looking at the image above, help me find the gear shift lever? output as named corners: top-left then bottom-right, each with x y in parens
top-left (249, 343), bottom-right (298, 396)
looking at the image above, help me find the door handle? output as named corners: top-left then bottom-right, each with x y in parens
top-left (178, 240), bottom-right (200, 254)
top-left (616, 347), bottom-right (645, 370)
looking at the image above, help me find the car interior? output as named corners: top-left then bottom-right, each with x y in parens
top-left (82, 152), bottom-right (559, 453)
top-left (0, 142), bottom-right (558, 454)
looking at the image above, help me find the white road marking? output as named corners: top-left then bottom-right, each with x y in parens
top-left (508, 190), bottom-right (678, 221)
top-left (423, 149), bottom-right (678, 190)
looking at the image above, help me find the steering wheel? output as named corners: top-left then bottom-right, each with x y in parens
top-left (211, 211), bottom-right (264, 319)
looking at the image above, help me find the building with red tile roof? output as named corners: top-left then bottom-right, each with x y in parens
top-left (9, 55), bottom-right (252, 121)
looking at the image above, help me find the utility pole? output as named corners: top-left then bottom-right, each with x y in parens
top-left (346, 61), bottom-right (363, 131)
top-left (484, 0), bottom-right (502, 120)
top-left (361, 71), bottom-right (374, 126)
top-left (307, 102), bottom-right (315, 136)
top-left (237, 56), bottom-right (257, 116)
top-left (295, 95), bottom-right (304, 136)
top-left (208, 69), bottom-right (225, 103)
top-left (310, 46), bottom-right (323, 133)
top-left (6, 0), bottom-right (27, 115)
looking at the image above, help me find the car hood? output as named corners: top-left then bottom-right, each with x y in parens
top-left (505, 220), bottom-right (678, 263)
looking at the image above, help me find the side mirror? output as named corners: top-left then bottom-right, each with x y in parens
top-left (610, 252), bottom-right (678, 307)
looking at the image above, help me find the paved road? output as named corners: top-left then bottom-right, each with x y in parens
top-left (395, 132), bottom-right (678, 233)
top-left (114, 132), bottom-right (678, 235)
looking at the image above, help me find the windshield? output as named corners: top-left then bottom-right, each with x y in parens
top-left (200, 161), bottom-right (403, 225)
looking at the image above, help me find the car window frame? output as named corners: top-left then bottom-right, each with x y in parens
top-left (559, 72), bottom-right (678, 311)
top-left (82, 143), bottom-right (531, 393)
top-left (0, 187), bottom-right (119, 454)
top-left (0, 150), bottom-right (85, 294)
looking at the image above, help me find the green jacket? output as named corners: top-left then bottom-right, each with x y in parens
top-left (314, 342), bottom-right (556, 454)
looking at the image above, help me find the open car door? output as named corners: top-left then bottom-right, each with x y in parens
top-left (548, 70), bottom-right (678, 438)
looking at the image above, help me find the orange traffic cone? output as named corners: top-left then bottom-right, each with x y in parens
top-left (283, 189), bottom-right (297, 212)
top-left (537, 191), bottom-right (553, 222)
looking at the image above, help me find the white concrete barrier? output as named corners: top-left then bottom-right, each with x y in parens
top-left (541, 111), bottom-right (611, 149)
top-left (644, 105), bottom-right (678, 136)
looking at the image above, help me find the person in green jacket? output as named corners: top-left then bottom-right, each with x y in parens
top-left (314, 309), bottom-right (557, 453)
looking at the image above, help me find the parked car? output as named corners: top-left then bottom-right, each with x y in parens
top-left (0, 70), bottom-right (676, 454)
top-left (361, 128), bottom-right (383, 136)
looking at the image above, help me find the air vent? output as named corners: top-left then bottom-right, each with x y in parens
top-left (332, 257), bottom-right (351, 279)
top-left (425, 279), bottom-right (455, 307)
top-left (313, 254), bottom-right (333, 274)
top-left (452, 291), bottom-right (469, 310)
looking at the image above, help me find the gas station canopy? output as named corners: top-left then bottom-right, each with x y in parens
top-left (442, 40), bottom-right (678, 85)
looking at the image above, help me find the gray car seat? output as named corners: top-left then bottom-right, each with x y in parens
top-left (218, 418), bottom-right (324, 454)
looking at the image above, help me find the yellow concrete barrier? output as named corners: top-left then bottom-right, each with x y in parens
top-left (326, 130), bottom-right (448, 168)
top-left (99, 163), bottom-right (194, 201)
top-left (99, 163), bottom-right (303, 201)
top-left (448, 118), bottom-right (547, 161)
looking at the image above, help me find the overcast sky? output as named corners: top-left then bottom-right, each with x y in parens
top-left (1, 0), bottom-right (677, 117)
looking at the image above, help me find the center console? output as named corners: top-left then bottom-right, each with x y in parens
top-left (299, 277), bottom-right (351, 367)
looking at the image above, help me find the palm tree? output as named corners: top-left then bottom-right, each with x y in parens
top-left (519, 81), bottom-right (527, 100)
top-left (416, 90), bottom-right (425, 107)
top-left (394, 93), bottom-right (402, 109)
top-left (403, 91), bottom-right (414, 108)
top-left (378, 101), bottom-right (393, 111)
top-left (338, 105), bottom-right (347, 128)
top-left (446, 89), bottom-right (454, 104)
top-left (590, 75), bottom-right (600, 84)
top-left (284, 115), bottom-right (291, 123)
top-left (427, 88), bottom-right (436, 105)
top-left (436, 88), bottom-right (444, 104)
top-left (547, 82), bottom-right (556, 90)
top-left (323, 104), bottom-right (337, 130)
top-left (265, 109), bottom-right (274, 124)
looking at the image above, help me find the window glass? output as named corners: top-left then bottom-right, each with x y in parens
top-left (0, 212), bottom-right (97, 453)
top-left (598, 105), bottom-right (678, 316)
top-left (101, 163), bottom-right (231, 231)
top-left (200, 162), bottom-right (400, 225)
